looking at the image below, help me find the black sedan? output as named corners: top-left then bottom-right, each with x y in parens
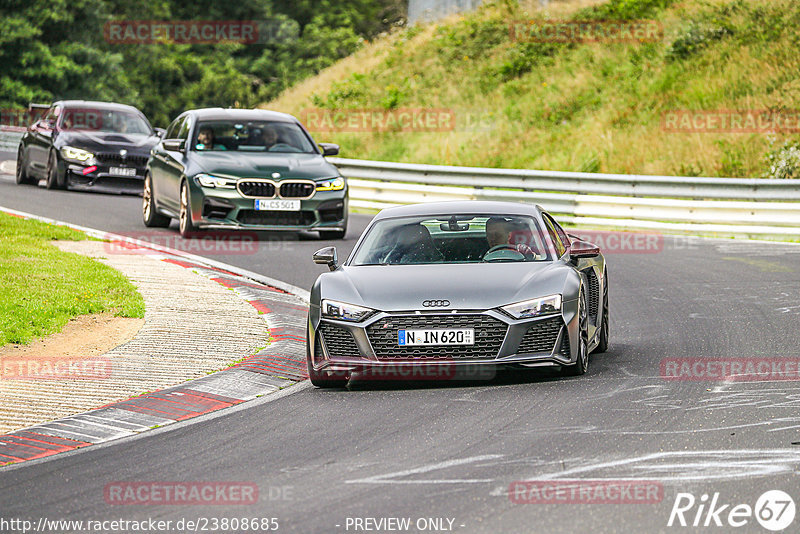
top-left (307, 201), bottom-right (609, 388)
top-left (15, 100), bottom-right (162, 193)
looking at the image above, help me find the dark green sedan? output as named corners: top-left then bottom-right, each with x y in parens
top-left (143, 108), bottom-right (347, 238)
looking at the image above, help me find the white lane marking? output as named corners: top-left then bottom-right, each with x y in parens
top-left (345, 454), bottom-right (504, 485)
top-left (0, 160), bottom-right (15, 175)
top-left (536, 449), bottom-right (800, 482)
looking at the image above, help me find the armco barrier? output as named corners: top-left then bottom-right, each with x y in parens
top-left (0, 129), bottom-right (24, 151)
top-left (329, 157), bottom-right (800, 238)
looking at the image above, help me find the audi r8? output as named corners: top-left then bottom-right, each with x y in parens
top-left (143, 108), bottom-right (347, 239)
top-left (15, 100), bottom-right (162, 193)
top-left (307, 201), bottom-right (609, 387)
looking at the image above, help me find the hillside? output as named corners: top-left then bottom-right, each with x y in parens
top-left (266, 0), bottom-right (800, 178)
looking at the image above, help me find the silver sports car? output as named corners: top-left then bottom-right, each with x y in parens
top-left (307, 201), bottom-right (608, 387)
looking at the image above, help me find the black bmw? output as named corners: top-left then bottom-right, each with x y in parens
top-left (15, 100), bottom-right (162, 193)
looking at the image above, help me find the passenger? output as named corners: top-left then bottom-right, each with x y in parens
top-left (385, 224), bottom-right (443, 264)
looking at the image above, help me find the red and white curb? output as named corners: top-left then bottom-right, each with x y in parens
top-left (0, 207), bottom-right (309, 467)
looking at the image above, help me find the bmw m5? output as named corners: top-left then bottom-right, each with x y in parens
top-left (15, 100), bottom-right (162, 193)
top-left (307, 201), bottom-right (609, 387)
top-left (143, 108), bottom-right (347, 238)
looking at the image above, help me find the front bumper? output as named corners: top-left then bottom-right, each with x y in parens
top-left (188, 181), bottom-right (348, 232)
top-left (307, 301), bottom-right (581, 377)
top-left (66, 163), bottom-right (145, 195)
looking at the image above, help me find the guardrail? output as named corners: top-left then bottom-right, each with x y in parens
top-left (0, 129), bottom-right (23, 151)
top-left (329, 157), bottom-right (800, 238)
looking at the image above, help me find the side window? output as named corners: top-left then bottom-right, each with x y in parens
top-left (165, 116), bottom-right (185, 139)
top-left (44, 106), bottom-right (60, 126)
top-left (542, 214), bottom-right (566, 258)
top-left (551, 217), bottom-right (571, 250)
top-left (177, 117), bottom-right (191, 140)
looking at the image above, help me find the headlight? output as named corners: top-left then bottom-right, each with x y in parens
top-left (61, 146), bottom-right (94, 163)
top-left (194, 174), bottom-right (237, 189)
top-left (316, 177), bottom-right (345, 191)
top-left (321, 299), bottom-right (374, 322)
top-left (502, 294), bottom-right (562, 319)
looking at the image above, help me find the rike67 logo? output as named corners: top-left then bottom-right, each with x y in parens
top-left (668, 490), bottom-right (795, 531)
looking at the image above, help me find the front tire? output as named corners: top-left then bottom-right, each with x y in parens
top-left (142, 173), bottom-right (171, 228)
top-left (15, 148), bottom-right (35, 185)
top-left (178, 180), bottom-right (197, 238)
top-left (563, 289), bottom-right (589, 376)
top-left (46, 150), bottom-right (67, 190)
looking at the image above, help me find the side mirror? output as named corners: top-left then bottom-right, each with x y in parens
top-left (319, 143), bottom-right (339, 156)
top-left (313, 246), bottom-right (338, 271)
top-left (163, 138), bottom-right (185, 152)
top-left (154, 127), bottom-right (166, 138)
top-left (569, 239), bottom-right (600, 259)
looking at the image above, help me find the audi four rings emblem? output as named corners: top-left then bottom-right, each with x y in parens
top-left (422, 300), bottom-right (450, 307)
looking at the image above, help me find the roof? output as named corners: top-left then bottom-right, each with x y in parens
top-left (372, 200), bottom-right (544, 220)
top-left (55, 100), bottom-right (143, 113)
top-left (186, 108), bottom-right (297, 123)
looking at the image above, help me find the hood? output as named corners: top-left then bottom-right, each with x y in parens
top-left (194, 152), bottom-right (338, 180)
top-left (57, 131), bottom-right (159, 155)
top-left (318, 262), bottom-right (571, 312)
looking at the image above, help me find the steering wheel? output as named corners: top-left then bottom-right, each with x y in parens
top-left (482, 244), bottom-right (525, 262)
top-left (268, 143), bottom-right (298, 152)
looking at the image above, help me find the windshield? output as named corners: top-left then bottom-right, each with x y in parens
top-left (350, 214), bottom-right (553, 266)
top-left (193, 120), bottom-right (316, 153)
top-left (60, 108), bottom-right (152, 134)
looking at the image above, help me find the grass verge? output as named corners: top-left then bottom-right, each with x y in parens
top-left (0, 212), bottom-right (145, 347)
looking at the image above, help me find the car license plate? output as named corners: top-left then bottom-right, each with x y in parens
top-left (109, 167), bottom-right (136, 177)
top-left (255, 199), bottom-right (301, 211)
top-left (398, 329), bottom-right (474, 346)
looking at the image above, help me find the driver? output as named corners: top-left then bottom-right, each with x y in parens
top-left (485, 217), bottom-right (535, 258)
top-left (259, 125), bottom-right (279, 149)
top-left (197, 127), bottom-right (226, 150)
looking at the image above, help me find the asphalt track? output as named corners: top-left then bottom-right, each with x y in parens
top-left (2, 159), bottom-right (800, 533)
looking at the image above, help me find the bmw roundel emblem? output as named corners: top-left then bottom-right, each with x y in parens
top-left (272, 172), bottom-right (281, 179)
top-left (120, 149), bottom-right (127, 157)
top-left (422, 300), bottom-right (450, 307)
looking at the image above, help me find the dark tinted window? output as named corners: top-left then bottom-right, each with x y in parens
top-left (192, 120), bottom-right (316, 153)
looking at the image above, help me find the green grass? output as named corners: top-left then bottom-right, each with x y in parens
top-left (0, 212), bottom-right (145, 347)
top-left (268, 0), bottom-right (800, 178)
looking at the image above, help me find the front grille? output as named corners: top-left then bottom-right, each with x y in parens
top-left (367, 314), bottom-right (507, 360)
top-left (236, 210), bottom-right (315, 226)
top-left (584, 268), bottom-right (600, 322)
top-left (96, 153), bottom-right (149, 168)
top-left (319, 323), bottom-right (360, 359)
top-left (238, 181), bottom-right (276, 198)
top-left (517, 317), bottom-right (563, 354)
top-left (279, 182), bottom-right (315, 198)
